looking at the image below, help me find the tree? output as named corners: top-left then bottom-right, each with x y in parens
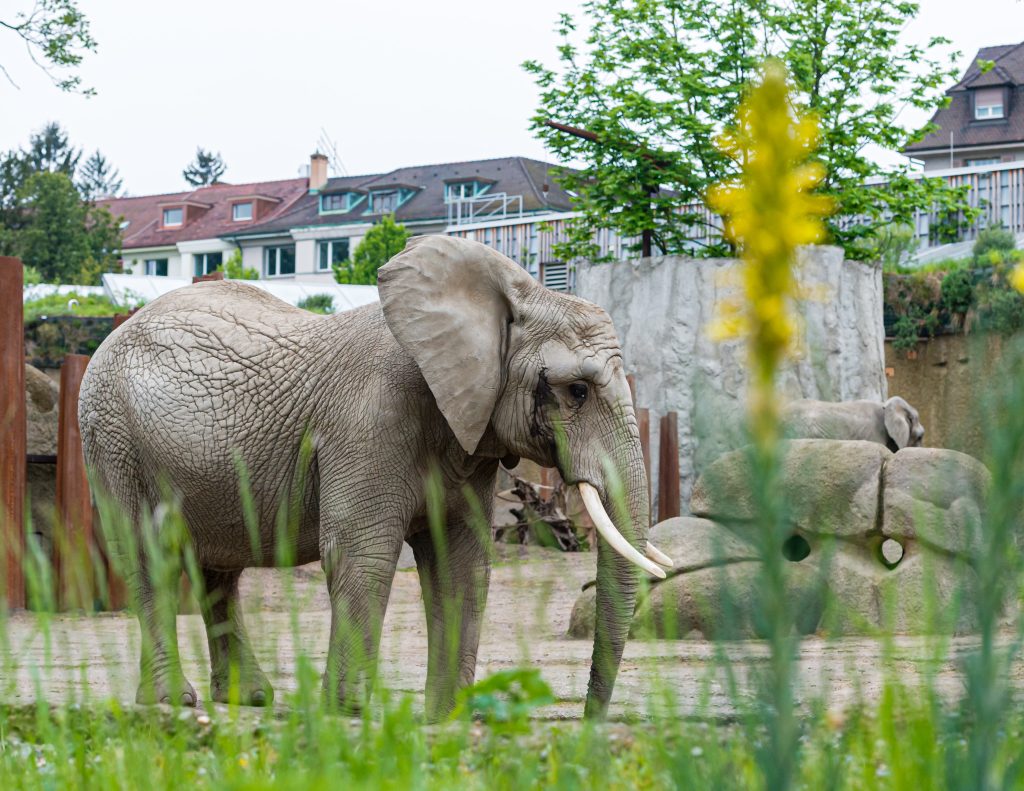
top-left (14, 171), bottom-right (122, 284)
top-left (334, 215), bottom-right (409, 285)
top-left (0, 0), bottom-right (96, 94)
top-left (217, 250), bottom-right (259, 280)
top-left (183, 148), bottom-right (227, 187)
top-left (523, 0), bottom-right (973, 262)
top-left (78, 150), bottom-right (122, 200)
top-left (24, 122), bottom-right (80, 176)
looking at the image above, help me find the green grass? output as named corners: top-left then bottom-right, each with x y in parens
top-left (23, 292), bottom-right (126, 322)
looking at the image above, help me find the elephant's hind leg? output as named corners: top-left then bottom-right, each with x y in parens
top-left (199, 568), bottom-right (273, 706)
top-left (133, 539), bottom-right (197, 707)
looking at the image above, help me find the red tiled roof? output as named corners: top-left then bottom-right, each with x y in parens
top-left (100, 178), bottom-right (309, 250)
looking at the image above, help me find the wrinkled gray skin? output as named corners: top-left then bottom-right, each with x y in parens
top-left (781, 396), bottom-right (925, 451)
top-left (79, 235), bottom-right (650, 721)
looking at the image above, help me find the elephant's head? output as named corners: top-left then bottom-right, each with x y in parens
top-left (378, 235), bottom-right (670, 718)
top-left (884, 396), bottom-right (925, 449)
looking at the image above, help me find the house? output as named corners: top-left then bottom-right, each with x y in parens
top-left (100, 178), bottom-right (308, 279)
top-left (103, 153), bottom-right (592, 290)
top-left (904, 42), bottom-right (1024, 170)
top-left (226, 154), bottom-right (579, 285)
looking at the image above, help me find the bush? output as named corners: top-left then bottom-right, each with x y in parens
top-left (857, 222), bottom-right (919, 271)
top-left (973, 225), bottom-right (1016, 264)
top-left (218, 250), bottom-right (259, 280)
top-left (978, 287), bottom-right (1024, 335)
top-left (941, 269), bottom-right (974, 316)
top-left (297, 293), bottom-right (335, 314)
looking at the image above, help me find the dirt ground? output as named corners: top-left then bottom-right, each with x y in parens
top-left (2, 545), bottom-right (1020, 720)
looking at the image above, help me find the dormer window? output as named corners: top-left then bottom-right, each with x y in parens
top-left (369, 190), bottom-right (399, 214)
top-left (232, 202), bottom-right (253, 221)
top-left (163, 207), bottom-right (183, 227)
top-left (975, 87), bottom-right (1005, 120)
top-left (320, 192), bottom-right (363, 213)
top-left (445, 181), bottom-right (488, 202)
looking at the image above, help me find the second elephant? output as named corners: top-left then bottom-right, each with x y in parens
top-left (781, 396), bottom-right (925, 451)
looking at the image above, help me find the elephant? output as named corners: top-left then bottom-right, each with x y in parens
top-left (78, 235), bottom-right (671, 721)
top-left (780, 396), bottom-right (925, 451)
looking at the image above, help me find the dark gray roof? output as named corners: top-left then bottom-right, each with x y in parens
top-left (905, 42), bottom-right (1024, 154)
top-left (229, 156), bottom-right (576, 237)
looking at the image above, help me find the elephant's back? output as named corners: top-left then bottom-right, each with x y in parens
top-left (80, 281), bottom-right (325, 478)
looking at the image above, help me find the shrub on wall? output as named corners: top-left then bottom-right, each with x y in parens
top-left (973, 225), bottom-right (1017, 264)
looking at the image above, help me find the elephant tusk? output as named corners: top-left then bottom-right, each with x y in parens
top-left (578, 482), bottom-right (666, 579)
top-left (645, 542), bottom-right (674, 569)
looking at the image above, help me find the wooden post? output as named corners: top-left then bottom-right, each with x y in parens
top-left (55, 354), bottom-right (93, 610)
top-left (657, 411), bottom-right (680, 522)
top-left (0, 257), bottom-right (26, 608)
top-left (637, 407), bottom-right (651, 509)
top-left (625, 373), bottom-right (637, 409)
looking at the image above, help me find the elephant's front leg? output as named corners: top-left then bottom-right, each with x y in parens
top-left (408, 522), bottom-right (491, 722)
top-left (319, 509), bottom-right (406, 716)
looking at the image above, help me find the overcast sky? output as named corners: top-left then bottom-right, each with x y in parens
top-left (1, 0), bottom-right (1022, 195)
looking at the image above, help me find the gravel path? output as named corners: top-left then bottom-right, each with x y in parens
top-left (1, 546), bottom-right (1017, 720)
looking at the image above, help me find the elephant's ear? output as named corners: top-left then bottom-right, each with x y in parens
top-left (377, 235), bottom-right (539, 455)
top-left (884, 397), bottom-right (912, 449)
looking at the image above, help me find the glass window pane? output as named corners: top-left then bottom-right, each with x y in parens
top-left (233, 202), bottom-right (253, 221)
top-left (265, 248), bottom-right (277, 277)
top-left (319, 243), bottom-right (328, 270)
top-left (280, 246), bottom-right (295, 275)
top-left (163, 208), bottom-right (183, 226)
top-left (331, 239), bottom-right (349, 264)
top-left (207, 252), bottom-right (222, 274)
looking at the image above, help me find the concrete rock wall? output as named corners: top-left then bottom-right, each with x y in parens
top-left (575, 246), bottom-right (886, 513)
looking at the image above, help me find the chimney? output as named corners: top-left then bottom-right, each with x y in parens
top-left (309, 152), bottom-right (329, 192)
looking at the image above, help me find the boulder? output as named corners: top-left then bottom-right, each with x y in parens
top-left (881, 447), bottom-right (991, 558)
top-left (25, 364), bottom-right (59, 554)
top-left (691, 439), bottom-right (889, 538)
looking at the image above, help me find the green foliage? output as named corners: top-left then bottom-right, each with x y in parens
top-left (13, 171), bottom-right (122, 284)
top-left (22, 264), bottom-right (42, 285)
top-left (297, 293), bottom-right (335, 314)
top-left (22, 291), bottom-right (127, 322)
top-left (335, 214), bottom-right (409, 284)
top-left (524, 0), bottom-right (972, 261)
top-left (941, 269), bottom-right (974, 316)
top-left (973, 225), bottom-right (1017, 264)
top-left (77, 150), bottom-right (122, 200)
top-left (217, 250), bottom-right (258, 280)
top-left (977, 286), bottom-right (1024, 335)
top-left (859, 223), bottom-right (919, 271)
top-left (451, 668), bottom-right (555, 732)
top-left (0, 124), bottom-right (124, 283)
top-left (0, 1), bottom-right (97, 94)
top-left (182, 147), bottom-right (226, 187)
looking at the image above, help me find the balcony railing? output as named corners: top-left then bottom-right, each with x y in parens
top-left (446, 192), bottom-right (524, 226)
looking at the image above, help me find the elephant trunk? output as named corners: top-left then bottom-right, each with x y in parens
top-left (583, 436), bottom-right (652, 720)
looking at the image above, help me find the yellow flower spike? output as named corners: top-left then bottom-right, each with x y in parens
top-left (706, 59), bottom-right (832, 449)
top-left (1012, 263), bottom-right (1024, 294)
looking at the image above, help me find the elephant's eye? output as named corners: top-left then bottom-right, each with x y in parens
top-left (568, 382), bottom-right (588, 404)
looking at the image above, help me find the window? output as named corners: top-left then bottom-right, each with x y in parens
top-left (163, 207), bottom-right (183, 226)
top-left (193, 252), bottom-right (223, 277)
top-left (317, 239), bottom-right (350, 272)
top-left (369, 191), bottom-right (398, 214)
top-left (966, 157), bottom-right (1001, 167)
top-left (445, 181), bottom-right (485, 202)
top-left (265, 245), bottom-right (296, 277)
top-left (144, 258), bottom-right (168, 277)
top-left (975, 88), bottom-right (1005, 120)
top-left (232, 202), bottom-right (253, 221)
